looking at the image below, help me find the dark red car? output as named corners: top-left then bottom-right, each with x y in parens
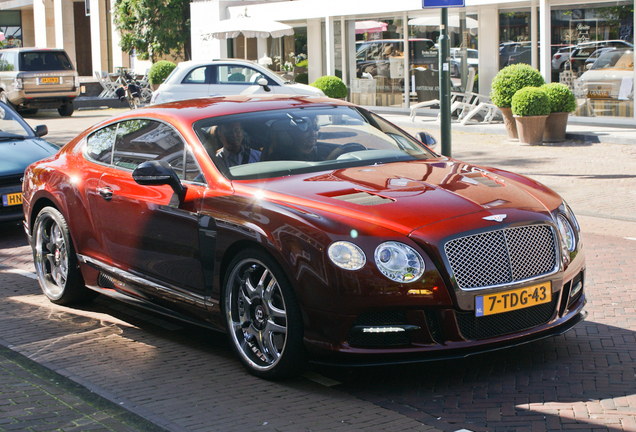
top-left (22, 96), bottom-right (586, 379)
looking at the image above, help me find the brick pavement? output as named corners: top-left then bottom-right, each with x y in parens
top-left (1, 108), bottom-right (635, 431)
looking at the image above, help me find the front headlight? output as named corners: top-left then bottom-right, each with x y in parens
top-left (556, 214), bottom-right (576, 252)
top-left (328, 241), bottom-right (366, 270)
top-left (374, 241), bottom-right (424, 283)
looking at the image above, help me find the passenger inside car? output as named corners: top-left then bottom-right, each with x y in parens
top-left (213, 121), bottom-right (261, 169)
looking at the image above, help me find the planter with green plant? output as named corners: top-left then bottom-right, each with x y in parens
top-left (511, 86), bottom-right (551, 145)
top-left (490, 64), bottom-right (545, 140)
top-left (148, 60), bottom-right (177, 90)
top-left (311, 75), bottom-right (348, 99)
top-left (540, 82), bottom-right (577, 142)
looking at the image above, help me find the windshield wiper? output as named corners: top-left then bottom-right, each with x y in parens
top-left (0, 132), bottom-right (27, 141)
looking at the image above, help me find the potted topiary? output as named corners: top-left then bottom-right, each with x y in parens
top-left (490, 64), bottom-right (545, 141)
top-left (511, 86), bottom-right (551, 145)
top-left (540, 83), bottom-right (577, 142)
top-left (148, 60), bottom-right (177, 90)
top-left (311, 75), bottom-right (348, 99)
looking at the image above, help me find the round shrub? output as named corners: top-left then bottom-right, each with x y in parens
top-left (511, 87), bottom-right (551, 117)
top-left (540, 83), bottom-right (576, 113)
top-left (295, 72), bottom-right (309, 84)
top-left (148, 60), bottom-right (177, 85)
top-left (311, 75), bottom-right (348, 98)
top-left (490, 64), bottom-right (545, 108)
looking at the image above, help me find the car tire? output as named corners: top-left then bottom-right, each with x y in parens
top-left (223, 249), bottom-right (305, 380)
top-left (33, 207), bottom-right (97, 305)
top-left (58, 103), bottom-right (74, 117)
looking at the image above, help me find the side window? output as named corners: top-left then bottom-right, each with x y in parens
top-left (112, 119), bottom-right (187, 177)
top-left (86, 124), bottom-right (117, 164)
top-left (182, 66), bottom-right (208, 84)
top-left (4, 52), bottom-right (16, 71)
top-left (217, 65), bottom-right (248, 84)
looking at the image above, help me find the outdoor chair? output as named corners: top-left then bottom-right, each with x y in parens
top-left (94, 71), bottom-right (118, 98)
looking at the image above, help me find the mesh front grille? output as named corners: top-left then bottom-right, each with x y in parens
top-left (456, 296), bottom-right (558, 340)
top-left (444, 225), bottom-right (557, 290)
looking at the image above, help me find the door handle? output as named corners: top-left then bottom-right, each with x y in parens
top-left (97, 186), bottom-right (113, 201)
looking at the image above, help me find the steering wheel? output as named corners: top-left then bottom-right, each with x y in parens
top-left (326, 143), bottom-right (367, 160)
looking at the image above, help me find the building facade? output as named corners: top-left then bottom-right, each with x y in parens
top-left (1, 0), bottom-right (633, 122)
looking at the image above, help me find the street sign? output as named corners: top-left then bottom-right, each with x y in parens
top-left (422, 0), bottom-right (465, 8)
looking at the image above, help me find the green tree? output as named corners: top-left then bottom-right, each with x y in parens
top-left (113, 0), bottom-right (191, 62)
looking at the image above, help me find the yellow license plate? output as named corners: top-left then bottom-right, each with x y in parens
top-left (476, 282), bottom-right (551, 317)
top-left (39, 77), bottom-right (60, 84)
top-left (2, 192), bottom-right (22, 207)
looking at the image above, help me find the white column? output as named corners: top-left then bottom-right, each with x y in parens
top-left (33, 0), bottom-right (55, 47)
top-left (90, 0), bottom-right (109, 73)
top-left (54, 0), bottom-right (76, 66)
top-left (531, 1), bottom-right (537, 69)
top-left (477, 5), bottom-right (499, 96)
top-left (191, 0), bottom-right (224, 61)
top-left (340, 17), bottom-right (347, 85)
top-left (307, 18), bottom-right (322, 83)
top-left (539, 0), bottom-right (551, 83)
top-left (403, 11), bottom-right (409, 108)
top-left (325, 15), bottom-right (334, 76)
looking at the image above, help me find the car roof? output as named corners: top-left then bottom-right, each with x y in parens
top-left (1, 47), bottom-right (69, 53)
top-left (88, 95), bottom-right (345, 131)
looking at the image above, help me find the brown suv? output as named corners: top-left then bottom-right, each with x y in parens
top-left (0, 48), bottom-right (79, 116)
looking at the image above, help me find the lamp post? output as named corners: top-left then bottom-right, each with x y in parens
top-left (439, 8), bottom-right (451, 157)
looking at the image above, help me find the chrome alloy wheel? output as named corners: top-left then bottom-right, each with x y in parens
top-left (34, 212), bottom-right (69, 301)
top-left (225, 258), bottom-right (288, 372)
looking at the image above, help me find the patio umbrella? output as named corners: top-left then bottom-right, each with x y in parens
top-left (202, 8), bottom-right (294, 40)
top-left (408, 15), bottom-right (478, 30)
top-left (355, 20), bottom-right (388, 35)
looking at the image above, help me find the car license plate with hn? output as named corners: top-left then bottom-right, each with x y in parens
top-left (475, 281), bottom-right (551, 317)
top-left (2, 192), bottom-right (22, 207)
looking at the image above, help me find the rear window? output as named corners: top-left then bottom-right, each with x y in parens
top-left (19, 51), bottom-right (74, 72)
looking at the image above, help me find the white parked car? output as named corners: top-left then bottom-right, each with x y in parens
top-left (150, 59), bottom-right (324, 105)
top-left (551, 46), bottom-right (574, 71)
top-left (449, 48), bottom-right (478, 77)
top-left (574, 49), bottom-right (634, 100)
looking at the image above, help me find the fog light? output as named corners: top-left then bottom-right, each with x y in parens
top-left (362, 327), bottom-right (405, 333)
top-left (571, 281), bottom-right (582, 297)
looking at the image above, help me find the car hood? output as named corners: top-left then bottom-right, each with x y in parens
top-left (577, 68), bottom-right (632, 83)
top-left (0, 137), bottom-right (59, 177)
top-left (247, 159), bottom-right (556, 236)
top-left (284, 82), bottom-right (325, 96)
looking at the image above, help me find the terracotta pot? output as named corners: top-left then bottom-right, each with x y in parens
top-left (499, 107), bottom-right (518, 141)
top-left (543, 111), bottom-right (570, 142)
top-left (514, 115), bottom-right (548, 145)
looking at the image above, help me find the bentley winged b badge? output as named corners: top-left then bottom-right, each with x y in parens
top-left (483, 214), bottom-right (507, 222)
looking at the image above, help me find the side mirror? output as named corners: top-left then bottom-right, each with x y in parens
top-left (132, 160), bottom-right (186, 198)
top-left (257, 77), bottom-right (271, 92)
top-left (585, 63), bottom-right (593, 70)
top-left (34, 125), bottom-right (48, 137)
top-left (416, 131), bottom-right (437, 149)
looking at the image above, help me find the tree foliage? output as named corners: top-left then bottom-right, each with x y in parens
top-left (113, 0), bottom-right (191, 62)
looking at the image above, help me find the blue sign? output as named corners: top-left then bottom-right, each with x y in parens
top-left (422, 0), bottom-right (465, 8)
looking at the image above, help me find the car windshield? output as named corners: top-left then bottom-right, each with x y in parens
top-left (591, 50), bottom-right (634, 70)
top-left (193, 105), bottom-right (435, 180)
top-left (0, 103), bottom-right (32, 139)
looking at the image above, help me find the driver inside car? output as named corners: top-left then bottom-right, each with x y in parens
top-left (269, 116), bottom-right (330, 162)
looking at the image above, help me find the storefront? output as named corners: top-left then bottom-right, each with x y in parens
top-left (191, 0), bottom-right (634, 123)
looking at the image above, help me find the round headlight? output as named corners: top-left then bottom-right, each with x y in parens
top-left (328, 241), bottom-right (366, 270)
top-left (556, 214), bottom-right (576, 251)
top-left (374, 242), bottom-right (424, 283)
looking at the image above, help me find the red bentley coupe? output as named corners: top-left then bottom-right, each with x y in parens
top-left (22, 95), bottom-right (586, 379)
